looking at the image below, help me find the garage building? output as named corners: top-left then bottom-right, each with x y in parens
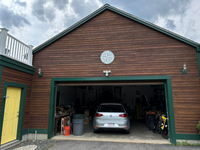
top-left (0, 4), bottom-right (200, 146)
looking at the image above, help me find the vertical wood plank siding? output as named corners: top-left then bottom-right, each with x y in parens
top-left (32, 10), bottom-right (200, 133)
top-left (0, 67), bottom-right (32, 130)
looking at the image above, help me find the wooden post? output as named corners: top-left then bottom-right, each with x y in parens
top-left (28, 45), bottom-right (33, 66)
top-left (0, 28), bottom-right (8, 55)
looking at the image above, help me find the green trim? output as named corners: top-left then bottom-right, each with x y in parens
top-left (29, 129), bottom-right (47, 134)
top-left (22, 129), bottom-right (29, 135)
top-left (28, 129), bottom-right (47, 134)
top-left (22, 129), bottom-right (48, 135)
top-left (0, 81), bottom-right (27, 145)
top-left (176, 134), bottom-right (200, 140)
top-left (0, 66), bottom-right (3, 90)
top-left (107, 6), bottom-right (199, 49)
top-left (33, 4), bottom-right (200, 54)
top-left (48, 76), bottom-right (176, 144)
top-left (166, 79), bottom-right (176, 144)
top-left (48, 79), bottom-right (57, 139)
top-left (196, 51), bottom-right (200, 80)
top-left (51, 76), bottom-right (171, 82)
top-left (164, 82), bottom-right (171, 140)
top-left (0, 55), bottom-right (35, 75)
top-left (197, 46), bottom-right (200, 52)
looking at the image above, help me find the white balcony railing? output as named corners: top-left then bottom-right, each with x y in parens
top-left (0, 28), bottom-right (33, 66)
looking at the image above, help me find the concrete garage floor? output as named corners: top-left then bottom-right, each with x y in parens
top-left (52, 121), bottom-right (170, 144)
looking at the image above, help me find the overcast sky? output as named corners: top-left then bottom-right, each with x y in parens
top-left (0, 0), bottom-right (200, 48)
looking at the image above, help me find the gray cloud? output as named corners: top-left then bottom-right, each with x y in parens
top-left (101, 0), bottom-right (192, 23)
top-left (15, 0), bottom-right (27, 7)
top-left (64, 14), bottom-right (79, 28)
top-left (71, 0), bottom-right (100, 18)
top-left (53, 0), bottom-right (69, 10)
top-left (45, 7), bottom-right (56, 22)
top-left (32, 0), bottom-right (68, 22)
top-left (32, 0), bottom-right (47, 22)
top-left (165, 19), bottom-right (176, 30)
top-left (185, 19), bottom-right (197, 40)
top-left (61, 0), bottom-right (101, 28)
top-left (0, 5), bottom-right (31, 28)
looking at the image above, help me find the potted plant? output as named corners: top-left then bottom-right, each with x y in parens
top-left (197, 120), bottom-right (200, 134)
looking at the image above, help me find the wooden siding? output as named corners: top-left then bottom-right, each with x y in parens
top-left (32, 10), bottom-right (200, 134)
top-left (0, 67), bottom-right (33, 130)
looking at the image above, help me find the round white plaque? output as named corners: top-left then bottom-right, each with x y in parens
top-left (100, 51), bottom-right (115, 64)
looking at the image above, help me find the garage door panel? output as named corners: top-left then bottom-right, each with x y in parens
top-left (57, 81), bottom-right (164, 86)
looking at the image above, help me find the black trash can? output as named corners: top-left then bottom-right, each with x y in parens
top-left (73, 114), bottom-right (84, 135)
top-left (148, 114), bottom-right (155, 131)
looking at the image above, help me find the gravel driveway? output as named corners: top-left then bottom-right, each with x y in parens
top-left (8, 140), bottom-right (200, 150)
top-left (7, 140), bottom-right (56, 150)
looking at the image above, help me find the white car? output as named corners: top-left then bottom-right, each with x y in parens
top-left (93, 103), bottom-right (130, 133)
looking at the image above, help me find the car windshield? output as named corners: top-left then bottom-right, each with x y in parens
top-left (98, 105), bottom-right (125, 112)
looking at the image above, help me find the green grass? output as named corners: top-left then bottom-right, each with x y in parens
top-left (172, 141), bottom-right (200, 146)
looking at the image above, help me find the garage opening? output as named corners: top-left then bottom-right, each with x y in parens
top-left (53, 81), bottom-right (169, 143)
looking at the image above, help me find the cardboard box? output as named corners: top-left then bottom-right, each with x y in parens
top-left (84, 119), bottom-right (90, 124)
top-left (61, 116), bottom-right (70, 134)
top-left (84, 116), bottom-right (92, 124)
top-left (84, 109), bottom-right (90, 116)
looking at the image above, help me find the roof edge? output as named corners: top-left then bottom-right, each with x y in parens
top-left (33, 4), bottom-right (108, 54)
top-left (33, 4), bottom-right (200, 54)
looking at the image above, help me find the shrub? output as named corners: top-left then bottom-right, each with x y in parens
top-left (197, 120), bottom-right (200, 134)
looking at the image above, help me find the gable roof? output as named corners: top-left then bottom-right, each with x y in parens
top-left (33, 4), bottom-right (200, 54)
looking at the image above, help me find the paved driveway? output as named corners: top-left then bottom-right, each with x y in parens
top-left (49, 140), bottom-right (200, 150)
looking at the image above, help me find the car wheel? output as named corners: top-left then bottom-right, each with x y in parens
top-left (93, 129), bottom-right (99, 133)
top-left (125, 129), bottom-right (130, 134)
top-left (161, 131), bottom-right (168, 139)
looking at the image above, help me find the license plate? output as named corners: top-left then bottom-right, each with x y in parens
top-left (108, 123), bottom-right (115, 127)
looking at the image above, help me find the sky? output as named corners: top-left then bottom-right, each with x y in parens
top-left (0, 0), bottom-right (200, 48)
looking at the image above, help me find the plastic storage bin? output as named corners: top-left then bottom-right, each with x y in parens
top-left (73, 119), bottom-right (84, 135)
top-left (148, 114), bottom-right (155, 131)
top-left (73, 114), bottom-right (84, 119)
top-left (73, 114), bottom-right (84, 135)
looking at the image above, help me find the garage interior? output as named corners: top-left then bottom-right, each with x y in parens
top-left (53, 82), bottom-right (169, 143)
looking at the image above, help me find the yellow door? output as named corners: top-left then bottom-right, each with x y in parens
top-left (1, 87), bottom-right (21, 145)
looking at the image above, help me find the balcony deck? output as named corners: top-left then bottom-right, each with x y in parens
top-left (0, 28), bottom-right (33, 66)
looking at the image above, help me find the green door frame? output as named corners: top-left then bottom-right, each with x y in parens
top-left (48, 76), bottom-right (176, 144)
top-left (0, 81), bottom-right (27, 145)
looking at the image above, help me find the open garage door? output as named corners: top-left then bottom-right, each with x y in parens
top-left (57, 81), bottom-right (164, 86)
top-left (53, 81), bottom-right (169, 143)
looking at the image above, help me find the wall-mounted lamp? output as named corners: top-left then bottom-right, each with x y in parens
top-left (181, 63), bottom-right (187, 74)
top-left (103, 70), bottom-right (111, 77)
top-left (38, 68), bottom-right (43, 77)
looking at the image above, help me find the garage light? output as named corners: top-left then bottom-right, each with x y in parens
top-left (181, 63), bottom-right (187, 74)
top-left (38, 68), bottom-right (43, 77)
top-left (103, 70), bottom-right (111, 77)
